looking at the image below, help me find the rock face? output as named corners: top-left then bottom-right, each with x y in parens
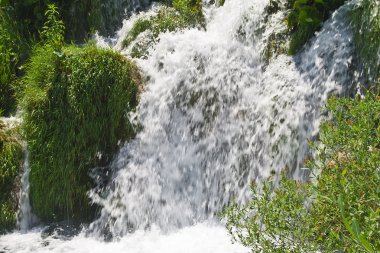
top-left (21, 44), bottom-right (141, 223)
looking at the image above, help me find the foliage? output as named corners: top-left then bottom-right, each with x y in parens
top-left (21, 43), bottom-right (140, 223)
top-left (40, 4), bottom-right (64, 48)
top-left (286, 0), bottom-right (346, 54)
top-left (309, 93), bottom-right (380, 252)
top-left (0, 0), bottom-right (128, 43)
top-left (122, 0), bottom-right (203, 57)
top-left (0, 6), bottom-right (22, 115)
top-left (351, 0), bottom-right (380, 83)
top-left (222, 175), bottom-right (315, 252)
top-left (223, 91), bottom-right (380, 252)
top-left (0, 3), bottom-right (65, 116)
top-left (0, 118), bottom-right (23, 233)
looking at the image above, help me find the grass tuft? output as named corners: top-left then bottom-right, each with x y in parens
top-left (0, 118), bottom-right (23, 233)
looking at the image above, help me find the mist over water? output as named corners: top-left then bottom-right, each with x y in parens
top-left (1, 0), bottom-right (358, 252)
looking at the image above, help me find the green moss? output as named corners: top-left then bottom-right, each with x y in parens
top-left (351, 0), bottom-right (380, 82)
top-left (21, 44), bottom-right (141, 223)
top-left (123, 18), bottom-right (153, 48)
top-left (0, 119), bottom-right (23, 233)
top-left (122, 0), bottom-right (204, 55)
top-left (223, 92), bottom-right (380, 251)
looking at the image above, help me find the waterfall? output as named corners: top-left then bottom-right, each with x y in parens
top-left (17, 148), bottom-right (37, 232)
top-left (90, 0), bottom-right (357, 237)
top-left (0, 0), bottom-right (360, 252)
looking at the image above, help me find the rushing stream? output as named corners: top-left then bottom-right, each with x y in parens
top-left (1, 0), bottom-right (358, 252)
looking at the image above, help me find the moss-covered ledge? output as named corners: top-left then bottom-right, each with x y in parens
top-left (20, 44), bottom-right (141, 223)
top-left (122, 0), bottom-right (204, 58)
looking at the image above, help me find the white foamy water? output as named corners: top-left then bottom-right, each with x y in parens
top-left (0, 223), bottom-right (247, 253)
top-left (0, 0), bottom-right (359, 251)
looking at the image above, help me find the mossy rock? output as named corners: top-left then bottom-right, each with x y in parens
top-left (0, 119), bottom-right (23, 233)
top-left (123, 0), bottom-right (204, 57)
top-left (260, 1), bottom-right (289, 65)
top-left (21, 44), bottom-right (141, 223)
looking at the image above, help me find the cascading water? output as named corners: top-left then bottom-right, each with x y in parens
top-left (0, 0), bottom-right (359, 252)
top-left (17, 148), bottom-right (37, 232)
top-left (90, 0), bottom-right (357, 237)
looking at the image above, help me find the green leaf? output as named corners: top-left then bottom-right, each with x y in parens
top-left (305, 18), bottom-right (314, 23)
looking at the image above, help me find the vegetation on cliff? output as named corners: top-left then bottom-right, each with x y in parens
top-left (19, 5), bottom-right (141, 223)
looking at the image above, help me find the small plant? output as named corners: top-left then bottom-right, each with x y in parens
top-left (40, 4), bottom-right (65, 49)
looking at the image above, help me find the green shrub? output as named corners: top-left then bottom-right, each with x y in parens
top-left (122, 0), bottom-right (204, 56)
top-left (21, 43), bottom-right (141, 222)
top-left (309, 94), bottom-right (380, 252)
top-left (286, 0), bottom-right (346, 54)
top-left (223, 92), bottom-right (380, 252)
top-left (0, 119), bottom-right (23, 233)
top-left (222, 174), bottom-right (315, 252)
top-left (351, 0), bottom-right (380, 82)
top-left (40, 4), bottom-right (65, 49)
